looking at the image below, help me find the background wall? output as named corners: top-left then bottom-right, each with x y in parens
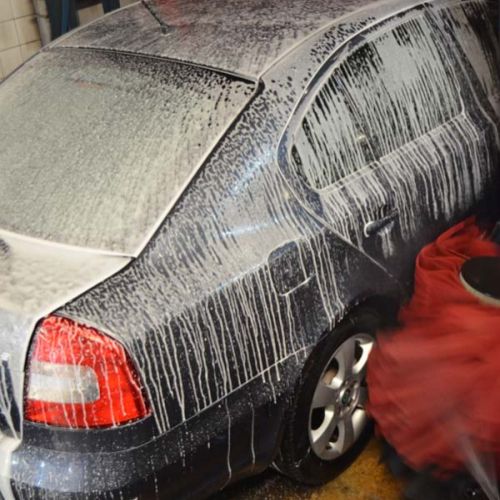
top-left (0, 0), bottom-right (135, 81)
top-left (0, 0), bottom-right (41, 80)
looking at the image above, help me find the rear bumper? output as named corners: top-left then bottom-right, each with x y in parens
top-left (6, 377), bottom-right (289, 500)
top-left (10, 441), bottom-right (156, 499)
top-left (9, 418), bottom-right (159, 499)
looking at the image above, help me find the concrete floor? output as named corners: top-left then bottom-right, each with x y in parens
top-left (216, 439), bottom-right (404, 500)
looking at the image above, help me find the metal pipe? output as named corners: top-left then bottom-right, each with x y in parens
top-left (101, 0), bottom-right (120, 13)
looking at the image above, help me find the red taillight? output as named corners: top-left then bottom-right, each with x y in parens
top-left (24, 315), bottom-right (149, 428)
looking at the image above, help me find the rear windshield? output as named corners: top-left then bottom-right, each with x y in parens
top-left (0, 49), bottom-right (255, 254)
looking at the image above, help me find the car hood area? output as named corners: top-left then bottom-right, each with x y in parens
top-left (0, 47), bottom-right (256, 256)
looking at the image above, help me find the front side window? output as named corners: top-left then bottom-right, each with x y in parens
top-left (437, 2), bottom-right (500, 101)
top-left (291, 16), bottom-right (463, 190)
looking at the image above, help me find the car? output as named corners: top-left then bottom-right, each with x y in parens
top-left (0, 0), bottom-right (498, 498)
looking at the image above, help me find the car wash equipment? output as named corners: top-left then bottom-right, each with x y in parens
top-left (367, 217), bottom-right (500, 500)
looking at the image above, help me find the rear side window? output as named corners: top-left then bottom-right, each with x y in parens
top-left (291, 16), bottom-right (463, 190)
top-left (290, 76), bottom-right (372, 190)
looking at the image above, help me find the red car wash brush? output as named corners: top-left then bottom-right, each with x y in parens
top-left (367, 217), bottom-right (500, 498)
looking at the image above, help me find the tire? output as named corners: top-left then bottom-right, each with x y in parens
top-left (276, 308), bottom-right (381, 485)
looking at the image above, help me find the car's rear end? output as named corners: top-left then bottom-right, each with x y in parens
top-left (0, 41), bottom-right (257, 498)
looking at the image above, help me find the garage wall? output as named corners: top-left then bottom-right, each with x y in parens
top-left (0, 0), bottom-right (137, 82)
top-left (0, 0), bottom-right (41, 80)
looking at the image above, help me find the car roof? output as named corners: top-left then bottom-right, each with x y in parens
top-left (56, 0), bottom-right (380, 79)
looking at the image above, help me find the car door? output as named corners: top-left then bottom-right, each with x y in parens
top-left (283, 8), bottom-right (497, 286)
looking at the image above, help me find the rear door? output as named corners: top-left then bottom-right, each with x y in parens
top-left (283, 7), bottom-right (497, 285)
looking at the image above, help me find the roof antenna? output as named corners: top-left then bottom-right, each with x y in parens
top-left (141, 0), bottom-right (169, 34)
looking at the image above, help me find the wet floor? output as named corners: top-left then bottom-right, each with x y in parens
top-left (215, 439), bottom-right (404, 500)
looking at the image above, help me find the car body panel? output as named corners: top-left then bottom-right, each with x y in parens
top-left (0, 0), bottom-right (498, 498)
top-left (56, 1), bottom-right (496, 497)
top-left (59, 1), bottom-right (415, 437)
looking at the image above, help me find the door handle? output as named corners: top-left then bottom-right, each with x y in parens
top-left (364, 210), bottom-right (399, 238)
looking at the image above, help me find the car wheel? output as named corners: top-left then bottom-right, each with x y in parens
top-left (276, 309), bottom-right (380, 485)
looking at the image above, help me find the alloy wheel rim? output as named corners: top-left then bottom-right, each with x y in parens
top-left (308, 333), bottom-right (374, 461)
